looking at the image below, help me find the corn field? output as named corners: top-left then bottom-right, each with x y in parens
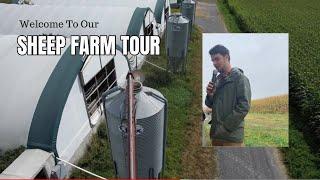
top-left (221, 0), bottom-right (320, 143)
top-left (250, 95), bottom-right (288, 114)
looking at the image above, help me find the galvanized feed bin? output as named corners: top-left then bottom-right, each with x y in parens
top-left (181, 0), bottom-right (196, 34)
top-left (103, 81), bottom-right (167, 178)
top-left (166, 13), bottom-right (189, 73)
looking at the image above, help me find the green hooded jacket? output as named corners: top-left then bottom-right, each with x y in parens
top-left (205, 67), bottom-right (251, 143)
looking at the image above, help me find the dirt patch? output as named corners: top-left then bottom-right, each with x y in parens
top-left (196, 6), bottom-right (211, 19)
top-left (180, 27), bottom-right (217, 179)
top-left (273, 148), bottom-right (289, 178)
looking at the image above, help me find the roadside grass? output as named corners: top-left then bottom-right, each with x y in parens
top-left (202, 113), bottom-right (289, 147)
top-left (215, 0), bottom-right (241, 32)
top-left (202, 119), bottom-right (211, 146)
top-left (245, 113), bottom-right (288, 147)
top-left (142, 25), bottom-right (216, 178)
top-left (245, 95), bottom-right (289, 147)
top-left (70, 122), bottom-right (115, 178)
top-left (0, 0), bottom-right (11, 3)
top-left (171, 8), bottom-right (180, 14)
top-left (202, 96), bottom-right (289, 147)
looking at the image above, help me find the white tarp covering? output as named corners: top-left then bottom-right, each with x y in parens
top-left (0, 3), bottom-right (154, 41)
top-left (29, 0), bottom-right (162, 8)
top-left (0, 36), bottom-right (93, 162)
top-left (0, 3), bottom-right (156, 71)
top-left (0, 35), bottom-right (67, 151)
top-left (15, 0), bottom-right (169, 34)
top-left (0, 3), bottom-right (159, 161)
top-left (30, 0), bottom-right (161, 6)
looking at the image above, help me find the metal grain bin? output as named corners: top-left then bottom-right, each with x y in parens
top-left (181, 0), bottom-right (196, 34)
top-left (166, 13), bottom-right (189, 73)
top-left (103, 81), bottom-right (168, 178)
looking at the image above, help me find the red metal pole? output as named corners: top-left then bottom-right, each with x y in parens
top-left (127, 74), bottom-right (137, 179)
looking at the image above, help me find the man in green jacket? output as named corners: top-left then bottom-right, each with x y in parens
top-left (205, 45), bottom-right (251, 146)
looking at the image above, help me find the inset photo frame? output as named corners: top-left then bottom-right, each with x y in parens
top-left (202, 33), bottom-right (289, 147)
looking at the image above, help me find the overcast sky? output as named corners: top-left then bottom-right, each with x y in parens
top-left (202, 33), bottom-right (288, 105)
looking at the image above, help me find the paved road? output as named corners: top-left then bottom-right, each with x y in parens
top-left (216, 147), bottom-right (287, 179)
top-left (195, 1), bottom-right (288, 179)
top-left (195, 1), bottom-right (227, 33)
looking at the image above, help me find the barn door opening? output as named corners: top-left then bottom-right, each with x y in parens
top-left (80, 57), bottom-right (117, 126)
top-left (164, 0), bottom-right (170, 21)
top-left (144, 10), bottom-right (154, 36)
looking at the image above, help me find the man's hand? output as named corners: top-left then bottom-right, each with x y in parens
top-left (206, 81), bottom-right (216, 96)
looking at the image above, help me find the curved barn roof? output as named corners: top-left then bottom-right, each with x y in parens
top-left (0, 3), bottom-right (155, 70)
top-left (0, 35), bottom-right (130, 158)
top-left (27, 44), bottom-right (83, 157)
top-left (12, 0), bottom-right (169, 25)
top-left (0, 36), bottom-right (71, 152)
top-left (0, 4), bottom-right (156, 41)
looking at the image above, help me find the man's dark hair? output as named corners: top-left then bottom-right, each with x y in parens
top-left (209, 44), bottom-right (230, 61)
